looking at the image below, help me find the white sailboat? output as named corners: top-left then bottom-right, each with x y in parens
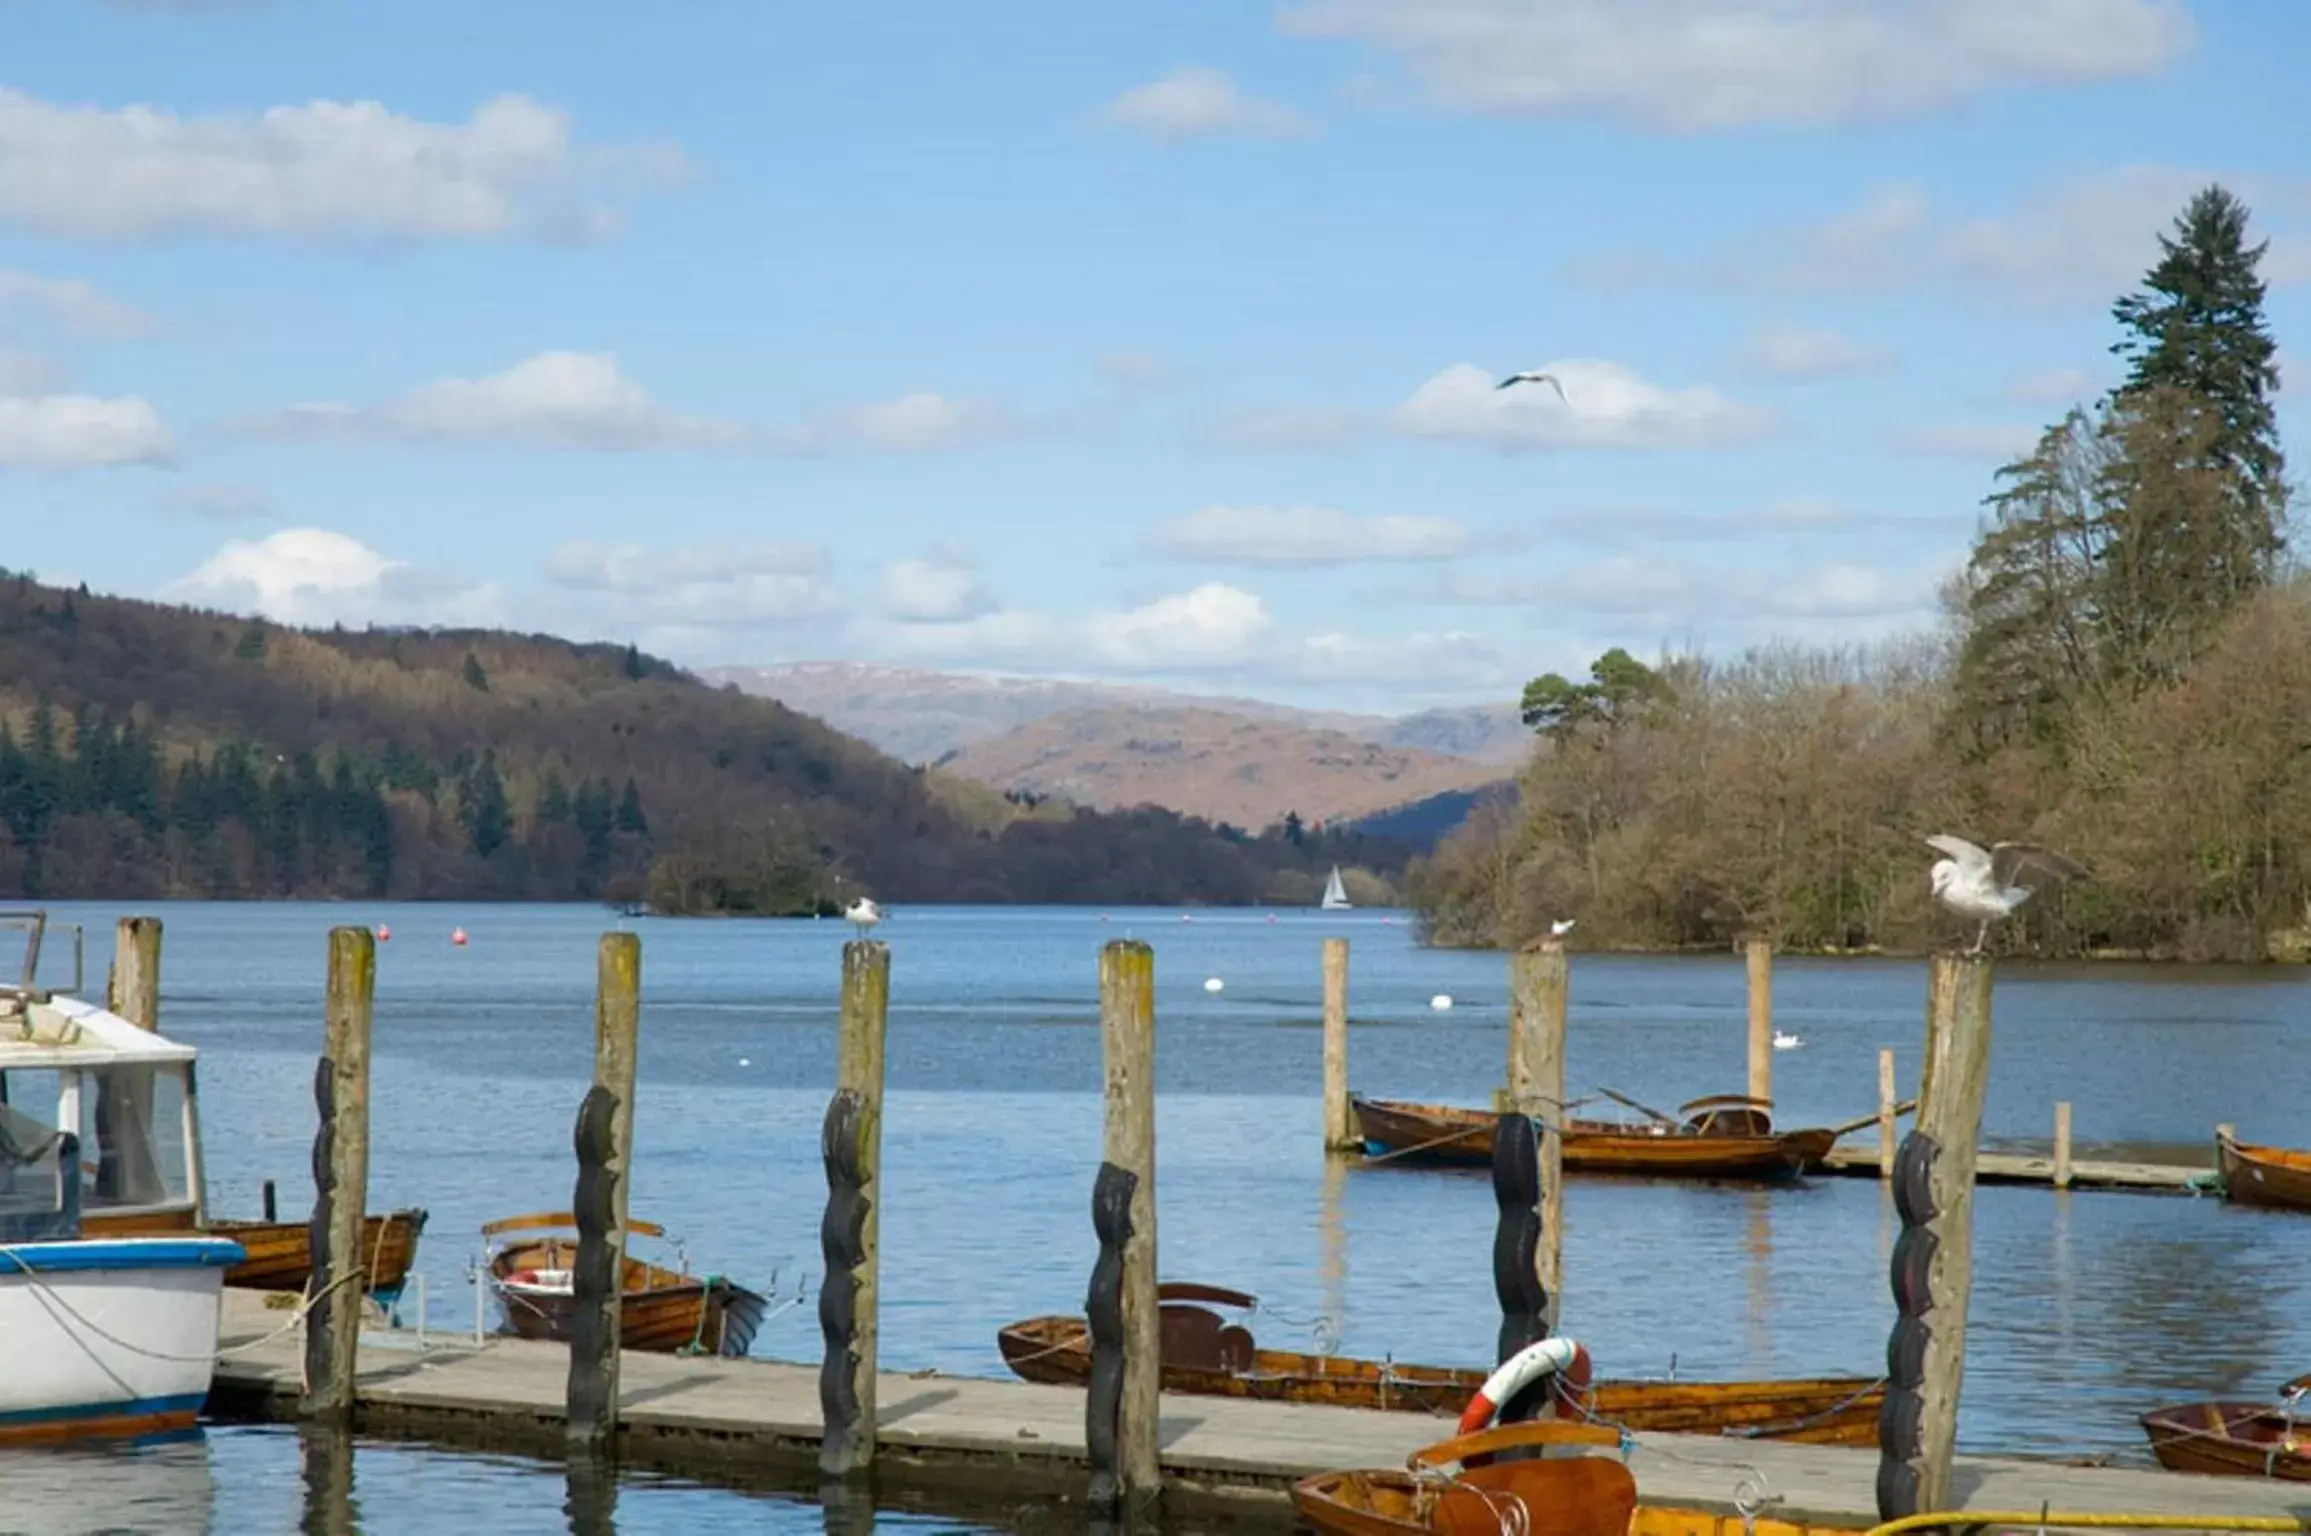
top-left (1320, 865), bottom-right (1352, 911)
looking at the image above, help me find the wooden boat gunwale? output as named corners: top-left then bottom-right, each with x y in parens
top-left (2218, 1131), bottom-right (2311, 1210)
top-left (995, 1291), bottom-right (1884, 1443)
top-left (2141, 1397), bottom-right (2311, 1480)
top-left (481, 1211), bottom-right (770, 1358)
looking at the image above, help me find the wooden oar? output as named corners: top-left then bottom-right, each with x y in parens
top-left (1594, 1085), bottom-right (1681, 1128)
top-left (1823, 1099), bottom-right (1919, 1139)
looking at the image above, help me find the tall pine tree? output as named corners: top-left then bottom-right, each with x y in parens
top-left (2107, 184), bottom-right (2287, 589)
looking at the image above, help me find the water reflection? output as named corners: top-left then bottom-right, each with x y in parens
top-left (1741, 1190), bottom-right (1772, 1356)
top-left (300, 1426), bottom-right (357, 1536)
top-left (561, 1451), bottom-right (620, 1536)
top-left (0, 1433), bottom-right (216, 1533)
top-left (1318, 1149), bottom-right (1348, 1340)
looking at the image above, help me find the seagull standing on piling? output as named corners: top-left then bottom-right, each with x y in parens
top-left (843, 897), bottom-right (881, 937)
top-left (1550, 918), bottom-right (1576, 937)
top-left (1925, 835), bottom-right (2087, 955)
top-left (1497, 371), bottom-right (1567, 402)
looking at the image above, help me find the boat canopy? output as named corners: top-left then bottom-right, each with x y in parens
top-left (0, 995), bottom-right (198, 1072)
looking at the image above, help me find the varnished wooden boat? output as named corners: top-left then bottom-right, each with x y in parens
top-left (996, 1284), bottom-right (1881, 1444)
top-left (2143, 1384), bottom-right (2311, 1479)
top-left (1351, 1094), bottom-right (1837, 1179)
top-left (79, 1205), bottom-right (429, 1299)
top-left (483, 1211), bottom-right (768, 1358)
top-left (1293, 1420), bottom-right (1871, 1536)
top-left (2218, 1132), bottom-right (2311, 1211)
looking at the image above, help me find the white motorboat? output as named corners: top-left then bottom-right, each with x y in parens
top-left (0, 911), bottom-right (243, 1444)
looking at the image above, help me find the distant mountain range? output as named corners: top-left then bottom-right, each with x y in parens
top-left (702, 662), bottom-right (1528, 838)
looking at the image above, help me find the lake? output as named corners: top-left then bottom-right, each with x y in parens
top-left (7, 899), bottom-right (2309, 1533)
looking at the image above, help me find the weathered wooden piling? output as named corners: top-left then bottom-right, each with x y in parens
top-left (1745, 935), bottom-right (1773, 1105)
top-left (1877, 953), bottom-right (1995, 1525)
top-left (99, 916), bottom-right (171, 1206)
top-left (2053, 1101), bottom-right (2074, 1190)
top-left (303, 925), bottom-right (375, 1425)
top-left (819, 940), bottom-right (891, 1482)
top-left (1321, 937), bottom-right (1354, 1152)
top-left (1507, 938), bottom-right (1568, 1326)
top-left (1087, 940), bottom-right (1159, 1519)
top-left (566, 932), bottom-right (641, 1451)
top-left (1877, 1049), bottom-right (1898, 1179)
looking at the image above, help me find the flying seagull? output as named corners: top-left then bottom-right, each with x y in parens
top-left (844, 896), bottom-right (881, 936)
top-left (1497, 370), bottom-right (1567, 402)
top-left (1924, 835), bottom-right (2087, 955)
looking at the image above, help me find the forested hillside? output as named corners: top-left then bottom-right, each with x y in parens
top-left (1410, 187), bottom-right (2308, 962)
top-left (0, 581), bottom-right (1408, 909)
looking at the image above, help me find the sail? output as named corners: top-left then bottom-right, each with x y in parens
top-left (1321, 866), bottom-right (1351, 909)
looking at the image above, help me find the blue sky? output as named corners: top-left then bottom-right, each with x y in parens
top-left (2, 0), bottom-right (2306, 714)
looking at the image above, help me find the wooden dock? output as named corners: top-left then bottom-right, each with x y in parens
top-left (1810, 1144), bottom-right (2219, 1194)
top-left (207, 1291), bottom-right (2306, 1528)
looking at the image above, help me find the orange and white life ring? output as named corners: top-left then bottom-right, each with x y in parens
top-left (1458, 1337), bottom-right (1594, 1434)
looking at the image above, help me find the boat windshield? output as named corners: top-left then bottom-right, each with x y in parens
top-left (76, 1065), bottom-right (193, 1212)
top-left (0, 1094), bottom-right (77, 1242)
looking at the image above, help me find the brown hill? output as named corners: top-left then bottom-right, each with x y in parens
top-left (0, 573), bottom-right (1413, 910)
top-left (938, 706), bottom-right (1508, 830)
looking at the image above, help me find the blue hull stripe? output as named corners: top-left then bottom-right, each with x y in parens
top-left (0, 1392), bottom-right (208, 1428)
top-left (0, 1237), bottom-right (246, 1272)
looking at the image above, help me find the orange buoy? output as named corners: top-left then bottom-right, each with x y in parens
top-left (450, 927), bottom-right (469, 947)
top-left (376, 923), bottom-right (392, 941)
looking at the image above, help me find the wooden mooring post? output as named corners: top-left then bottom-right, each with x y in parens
top-left (1507, 937), bottom-right (1568, 1328)
top-left (1877, 1049), bottom-right (1898, 1179)
top-left (302, 925), bottom-right (375, 1425)
top-left (1321, 937), bottom-right (1354, 1152)
top-left (1877, 953), bottom-right (1995, 1525)
top-left (1745, 935), bottom-right (1773, 1105)
top-left (1087, 940), bottom-right (1159, 1520)
top-left (819, 940), bottom-right (891, 1482)
top-left (101, 916), bottom-right (175, 1211)
top-left (2053, 1101), bottom-right (2074, 1190)
top-left (567, 932), bottom-right (641, 1452)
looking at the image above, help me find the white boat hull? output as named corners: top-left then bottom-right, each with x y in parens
top-left (0, 1237), bottom-right (243, 1444)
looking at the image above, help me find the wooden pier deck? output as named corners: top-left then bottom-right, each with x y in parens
top-left (1809, 1144), bottom-right (2218, 1193)
top-left (207, 1291), bottom-right (2308, 1528)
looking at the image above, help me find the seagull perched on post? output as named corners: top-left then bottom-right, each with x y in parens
top-left (1924, 835), bottom-right (2087, 955)
top-left (843, 896), bottom-right (881, 937)
top-left (1550, 918), bottom-right (1576, 937)
top-left (1496, 370), bottom-right (1567, 402)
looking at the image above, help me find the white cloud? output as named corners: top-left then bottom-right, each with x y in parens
top-left (243, 352), bottom-right (753, 454)
top-left (0, 350), bottom-right (64, 395)
top-left (1406, 554), bottom-right (1944, 629)
top-left (2008, 367), bottom-right (2101, 405)
top-left (1888, 423), bottom-right (2040, 459)
top-left (0, 270), bottom-right (157, 339)
top-left (879, 548), bottom-right (998, 623)
top-left (1280, 629), bottom-right (1511, 690)
top-left (0, 393), bottom-right (173, 469)
top-left (545, 539), bottom-right (836, 628)
top-left (0, 88), bottom-right (683, 242)
top-left (868, 582), bottom-right (1275, 674)
top-left (1207, 406), bottom-right (1368, 452)
top-left (1145, 504), bottom-right (1472, 565)
top-left (160, 482), bottom-right (278, 523)
top-left (166, 528), bottom-right (505, 627)
top-left (1393, 361), bottom-right (1777, 451)
top-left (1276, 0), bottom-right (2193, 130)
top-left (1105, 67), bottom-right (1311, 142)
top-left (1739, 325), bottom-right (1895, 379)
top-left (769, 391), bottom-right (1022, 456)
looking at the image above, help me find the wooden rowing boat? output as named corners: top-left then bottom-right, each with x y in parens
top-left (80, 1206), bottom-right (430, 1299)
top-left (2218, 1132), bottom-right (2311, 1211)
top-left (1351, 1094), bottom-right (1837, 1179)
top-left (1292, 1420), bottom-right (1870, 1536)
top-left (996, 1284), bottom-right (1881, 1444)
top-left (2143, 1384), bottom-right (2311, 1479)
top-left (482, 1211), bottom-right (768, 1358)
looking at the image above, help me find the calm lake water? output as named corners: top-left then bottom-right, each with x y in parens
top-left (9, 899), bottom-right (2311, 1532)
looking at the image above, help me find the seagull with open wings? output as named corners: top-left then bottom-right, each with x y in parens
top-left (1925, 835), bottom-right (2088, 954)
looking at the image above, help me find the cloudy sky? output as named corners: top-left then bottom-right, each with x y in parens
top-left (3, 1), bottom-right (2306, 714)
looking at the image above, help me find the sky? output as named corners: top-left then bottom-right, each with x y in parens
top-left (1, 0), bottom-right (2307, 716)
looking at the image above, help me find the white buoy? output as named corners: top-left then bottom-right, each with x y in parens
top-left (1430, 994), bottom-right (1453, 1011)
top-left (1204, 977), bottom-right (1224, 993)
top-left (739, 1056), bottom-right (752, 1067)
